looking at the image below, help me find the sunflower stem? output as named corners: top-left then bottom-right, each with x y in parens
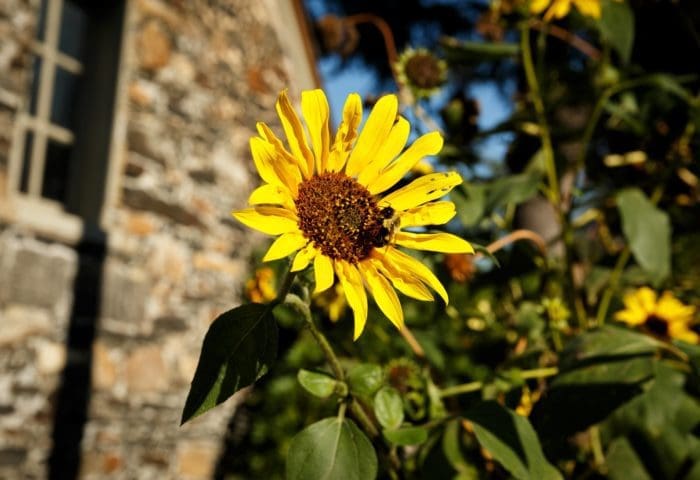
top-left (285, 293), bottom-right (346, 382)
top-left (439, 366), bottom-right (559, 398)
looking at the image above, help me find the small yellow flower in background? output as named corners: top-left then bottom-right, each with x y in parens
top-left (615, 287), bottom-right (699, 344)
top-left (396, 48), bottom-right (448, 99)
top-left (313, 283), bottom-right (347, 323)
top-left (245, 267), bottom-right (277, 303)
top-left (541, 297), bottom-right (571, 327)
top-left (515, 385), bottom-right (541, 417)
top-left (233, 89), bottom-right (474, 339)
top-left (529, 0), bottom-right (602, 20)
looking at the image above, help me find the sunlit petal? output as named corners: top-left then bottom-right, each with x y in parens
top-left (345, 94), bottom-right (398, 176)
top-left (291, 243), bottom-right (317, 272)
top-left (262, 231), bottom-right (308, 262)
top-left (313, 254), bottom-right (334, 294)
top-left (367, 131), bottom-right (444, 195)
top-left (398, 201), bottom-right (456, 227)
top-left (327, 93), bottom-right (362, 173)
top-left (336, 260), bottom-right (368, 340)
top-left (358, 261), bottom-right (403, 329)
top-left (232, 207), bottom-right (298, 235)
top-left (380, 172), bottom-right (463, 211)
top-left (302, 89), bottom-right (331, 174)
top-left (357, 117), bottom-right (410, 187)
top-left (395, 231), bottom-right (474, 254)
top-left (276, 89), bottom-right (315, 176)
top-left (385, 248), bottom-right (448, 304)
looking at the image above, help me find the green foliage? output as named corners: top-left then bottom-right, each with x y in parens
top-left (191, 2), bottom-right (700, 478)
top-left (181, 303), bottom-right (278, 424)
top-left (286, 417), bottom-right (377, 480)
top-left (617, 188), bottom-right (671, 284)
top-left (465, 402), bottom-right (562, 480)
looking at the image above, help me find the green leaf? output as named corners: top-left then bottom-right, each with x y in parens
top-left (485, 170), bottom-right (542, 212)
top-left (374, 387), bottom-right (404, 430)
top-left (347, 363), bottom-right (384, 397)
top-left (452, 183), bottom-right (486, 227)
top-left (559, 325), bottom-right (663, 370)
top-left (298, 369), bottom-right (338, 398)
top-left (600, 0), bottom-right (635, 63)
top-left (617, 188), bottom-right (671, 284)
top-left (383, 426), bottom-right (429, 446)
top-left (606, 437), bottom-right (653, 480)
top-left (181, 303), bottom-right (278, 424)
top-left (287, 417), bottom-right (377, 480)
top-left (464, 402), bottom-right (562, 480)
top-left (442, 419), bottom-right (472, 474)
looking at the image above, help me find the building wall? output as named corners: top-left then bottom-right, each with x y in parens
top-left (0, 0), bottom-right (315, 478)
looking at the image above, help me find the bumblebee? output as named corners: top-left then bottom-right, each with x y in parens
top-left (371, 206), bottom-right (400, 247)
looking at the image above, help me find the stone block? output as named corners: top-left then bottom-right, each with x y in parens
top-left (92, 341), bottom-right (118, 391)
top-left (0, 235), bottom-right (77, 311)
top-left (100, 261), bottom-right (148, 324)
top-left (137, 20), bottom-right (171, 71)
top-left (0, 305), bottom-right (52, 347)
top-left (125, 345), bottom-right (169, 393)
top-left (176, 441), bottom-right (219, 479)
top-left (34, 339), bottom-right (67, 375)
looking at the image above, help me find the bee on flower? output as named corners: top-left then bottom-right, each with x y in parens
top-left (233, 89), bottom-right (473, 339)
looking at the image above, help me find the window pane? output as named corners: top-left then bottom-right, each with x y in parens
top-left (41, 140), bottom-right (73, 203)
top-left (36, 0), bottom-right (48, 42)
top-left (58, 1), bottom-right (88, 59)
top-left (50, 67), bottom-right (81, 130)
top-left (29, 57), bottom-right (42, 115)
top-left (19, 132), bottom-right (34, 193)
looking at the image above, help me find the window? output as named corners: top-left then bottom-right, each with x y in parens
top-left (6, 0), bottom-right (125, 241)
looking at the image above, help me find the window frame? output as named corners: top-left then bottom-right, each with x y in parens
top-left (3, 0), bottom-right (129, 245)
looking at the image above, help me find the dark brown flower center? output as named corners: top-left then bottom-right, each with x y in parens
top-left (295, 172), bottom-right (388, 263)
top-left (405, 53), bottom-right (443, 89)
top-left (645, 315), bottom-right (669, 336)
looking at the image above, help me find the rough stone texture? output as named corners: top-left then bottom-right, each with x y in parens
top-left (0, 0), bottom-right (311, 478)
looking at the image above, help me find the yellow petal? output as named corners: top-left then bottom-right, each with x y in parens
top-left (367, 131), bottom-right (444, 195)
top-left (384, 248), bottom-right (448, 304)
top-left (380, 172), bottom-right (463, 211)
top-left (572, 0), bottom-right (600, 18)
top-left (291, 243), bottom-right (317, 272)
top-left (398, 201), bottom-right (456, 227)
top-left (530, 0), bottom-right (551, 13)
top-left (232, 207), bottom-right (298, 235)
top-left (257, 122), bottom-right (310, 179)
top-left (327, 93), bottom-right (363, 173)
top-left (250, 137), bottom-right (301, 195)
top-left (302, 89), bottom-right (331, 174)
top-left (313, 254), bottom-right (334, 294)
top-left (614, 308), bottom-right (646, 326)
top-left (395, 231), bottom-right (475, 254)
top-left (262, 231), bottom-right (308, 262)
top-left (248, 184), bottom-right (295, 211)
top-left (545, 0), bottom-right (572, 20)
top-left (276, 90), bottom-right (315, 177)
top-left (357, 117), bottom-right (410, 187)
top-left (371, 255), bottom-right (434, 301)
top-left (669, 323), bottom-right (700, 344)
top-left (336, 260), bottom-right (368, 340)
top-left (358, 261), bottom-right (403, 329)
top-left (345, 94), bottom-right (398, 176)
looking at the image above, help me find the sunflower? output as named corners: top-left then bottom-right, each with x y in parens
top-left (529, 0), bottom-right (602, 20)
top-left (233, 89), bottom-right (473, 339)
top-left (615, 287), bottom-right (698, 344)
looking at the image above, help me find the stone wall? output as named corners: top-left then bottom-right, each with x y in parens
top-left (0, 0), bottom-right (313, 478)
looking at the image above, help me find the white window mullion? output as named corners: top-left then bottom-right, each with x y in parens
top-left (28, 0), bottom-right (63, 196)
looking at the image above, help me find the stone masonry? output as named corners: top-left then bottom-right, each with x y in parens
top-left (0, 0), bottom-right (315, 478)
